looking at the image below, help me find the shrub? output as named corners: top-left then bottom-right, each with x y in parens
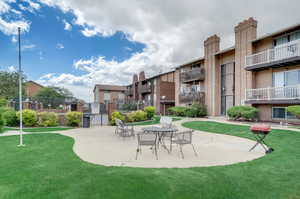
top-left (3, 109), bottom-right (18, 127)
top-left (110, 111), bottom-right (125, 125)
top-left (227, 106), bottom-right (258, 121)
top-left (0, 98), bottom-right (7, 107)
top-left (38, 112), bottom-right (58, 127)
top-left (185, 107), bottom-right (199, 117)
top-left (132, 110), bottom-right (147, 122)
top-left (287, 105), bottom-right (300, 119)
top-left (189, 104), bottom-right (207, 117)
top-left (121, 103), bottom-right (137, 111)
top-left (66, 111), bottom-right (83, 127)
top-left (17, 109), bottom-right (38, 127)
top-left (126, 112), bottom-right (135, 123)
top-left (144, 106), bottom-right (156, 119)
top-left (168, 106), bottom-right (188, 116)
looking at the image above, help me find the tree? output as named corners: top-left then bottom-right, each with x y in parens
top-left (34, 86), bottom-right (75, 108)
top-left (0, 71), bottom-right (26, 100)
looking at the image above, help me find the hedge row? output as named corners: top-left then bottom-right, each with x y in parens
top-left (0, 108), bottom-right (83, 127)
top-left (168, 104), bottom-right (207, 117)
top-left (110, 106), bottom-right (155, 125)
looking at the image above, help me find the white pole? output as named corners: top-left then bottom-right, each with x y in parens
top-left (18, 27), bottom-right (25, 147)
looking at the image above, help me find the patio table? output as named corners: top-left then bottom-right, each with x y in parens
top-left (142, 126), bottom-right (178, 153)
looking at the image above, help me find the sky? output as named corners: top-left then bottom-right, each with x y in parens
top-left (0, 0), bottom-right (300, 102)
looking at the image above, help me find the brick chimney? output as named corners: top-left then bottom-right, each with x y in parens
top-left (204, 34), bottom-right (220, 116)
top-left (132, 74), bottom-right (138, 83)
top-left (138, 71), bottom-right (146, 81)
top-left (234, 17), bottom-right (257, 105)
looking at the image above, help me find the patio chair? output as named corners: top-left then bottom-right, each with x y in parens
top-left (172, 130), bottom-right (197, 159)
top-left (136, 132), bottom-right (158, 160)
top-left (115, 119), bottom-right (134, 138)
top-left (160, 116), bottom-right (172, 128)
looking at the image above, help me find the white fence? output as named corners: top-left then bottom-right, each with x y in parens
top-left (245, 85), bottom-right (300, 101)
top-left (245, 40), bottom-right (300, 67)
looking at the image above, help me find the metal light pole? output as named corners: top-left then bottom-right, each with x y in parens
top-left (18, 27), bottom-right (25, 147)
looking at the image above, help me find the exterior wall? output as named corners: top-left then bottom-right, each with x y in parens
top-left (234, 17), bottom-right (257, 105)
top-left (254, 105), bottom-right (272, 121)
top-left (254, 69), bottom-right (272, 88)
top-left (204, 35), bottom-right (220, 116)
top-left (25, 81), bottom-right (43, 97)
top-left (175, 68), bottom-right (180, 106)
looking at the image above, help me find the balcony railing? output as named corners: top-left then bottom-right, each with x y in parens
top-left (140, 84), bottom-right (152, 94)
top-left (245, 85), bottom-right (300, 101)
top-left (245, 40), bottom-right (300, 68)
top-left (179, 91), bottom-right (205, 104)
top-left (180, 68), bottom-right (205, 82)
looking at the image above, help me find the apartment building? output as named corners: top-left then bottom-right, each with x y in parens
top-left (175, 17), bottom-right (300, 122)
top-left (93, 84), bottom-right (126, 104)
top-left (125, 70), bottom-right (175, 114)
top-left (25, 81), bottom-right (44, 97)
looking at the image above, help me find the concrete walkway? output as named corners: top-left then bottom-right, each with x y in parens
top-left (58, 118), bottom-right (266, 168)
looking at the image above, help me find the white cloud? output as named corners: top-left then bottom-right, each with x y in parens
top-left (19, 0), bottom-right (41, 13)
top-left (56, 43), bottom-right (64, 49)
top-left (21, 44), bottom-right (36, 51)
top-left (35, 0), bottom-right (300, 101)
top-left (63, 19), bottom-right (72, 30)
top-left (8, 65), bottom-right (17, 72)
top-left (0, 18), bottom-right (30, 35)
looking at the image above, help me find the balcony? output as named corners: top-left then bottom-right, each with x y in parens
top-left (125, 88), bottom-right (133, 96)
top-left (140, 84), bottom-right (152, 94)
top-left (245, 40), bottom-right (300, 71)
top-left (180, 68), bottom-right (205, 83)
top-left (179, 91), bottom-right (205, 104)
top-left (245, 85), bottom-right (300, 104)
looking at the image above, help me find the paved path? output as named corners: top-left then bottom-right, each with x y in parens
top-left (58, 118), bottom-right (265, 168)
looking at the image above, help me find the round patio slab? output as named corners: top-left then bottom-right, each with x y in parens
top-left (59, 123), bottom-right (266, 168)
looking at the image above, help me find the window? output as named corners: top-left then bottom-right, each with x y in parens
top-left (118, 93), bottom-right (124, 100)
top-left (104, 92), bottom-right (110, 101)
top-left (272, 107), bottom-right (297, 120)
top-left (274, 30), bottom-right (300, 46)
top-left (273, 70), bottom-right (300, 87)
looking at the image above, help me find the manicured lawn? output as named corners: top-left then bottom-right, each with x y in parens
top-left (0, 121), bottom-right (299, 198)
top-left (2, 127), bottom-right (73, 133)
top-left (130, 116), bottom-right (182, 126)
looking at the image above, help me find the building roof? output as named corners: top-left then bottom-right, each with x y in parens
top-left (25, 80), bottom-right (44, 88)
top-left (252, 23), bottom-right (300, 43)
top-left (175, 57), bottom-right (205, 69)
top-left (93, 84), bottom-right (126, 92)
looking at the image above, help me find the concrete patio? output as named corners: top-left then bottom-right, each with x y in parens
top-left (59, 119), bottom-right (266, 168)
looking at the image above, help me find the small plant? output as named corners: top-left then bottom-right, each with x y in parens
top-left (17, 109), bottom-right (38, 127)
top-left (132, 110), bottom-right (147, 122)
top-left (287, 105), bottom-right (300, 119)
top-left (38, 112), bottom-right (59, 127)
top-left (0, 98), bottom-right (8, 107)
top-left (185, 104), bottom-right (207, 117)
top-left (110, 111), bottom-right (125, 125)
top-left (66, 111), bottom-right (83, 127)
top-left (3, 109), bottom-right (18, 127)
top-left (227, 106), bottom-right (258, 121)
top-left (144, 106), bottom-right (156, 119)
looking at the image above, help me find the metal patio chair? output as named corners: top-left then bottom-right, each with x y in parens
top-left (172, 130), bottom-right (197, 159)
top-left (136, 132), bottom-right (158, 160)
top-left (115, 119), bottom-right (134, 138)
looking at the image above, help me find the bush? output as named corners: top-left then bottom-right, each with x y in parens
top-left (0, 98), bottom-right (7, 107)
top-left (168, 106), bottom-right (188, 116)
top-left (187, 104), bottom-right (207, 117)
top-left (144, 106), bottom-right (156, 119)
top-left (38, 112), bottom-right (58, 127)
top-left (121, 103), bottom-right (137, 111)
top-left (3, 109), bottom-right (18, 127)
top-left (17, 109), bottom-right (38, 127)
top-left (227, 106), bottom-right (258, 121)
top-left (132, 110), bottom-right (147, 122)
top-left (110, 111), bottom-right (125, 125)
top-left (287, 105), bottom-right (300, 119)
top-left (66, 111), bottom-right (83, 127)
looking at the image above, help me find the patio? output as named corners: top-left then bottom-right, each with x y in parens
top-left (60, 119), bottom-right (265, 168)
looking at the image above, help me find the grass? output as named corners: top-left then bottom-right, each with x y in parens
top-left (0, 121), bottom-right (299, 198)
top-left (2, 127), bottom-right (73, 133)
top-left (130, 116), bottom-right (182, 126)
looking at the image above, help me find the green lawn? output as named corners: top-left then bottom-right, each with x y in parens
top-left (2, 127), bottom-right (73, 133)
top-left (0, 121), bottom-right (299, 198)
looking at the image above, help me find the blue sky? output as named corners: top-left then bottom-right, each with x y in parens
top-left (1, 0), bottom-right (300, 101)
top-left (0, 1), bottom-right (144, 81)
